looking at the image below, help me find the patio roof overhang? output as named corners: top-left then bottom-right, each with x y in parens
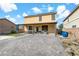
top-left (24, 22), bottom-right (57, 25)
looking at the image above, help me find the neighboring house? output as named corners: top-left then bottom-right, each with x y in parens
top-left (63, 5), bottom-right (79, 39)
top-left (0, 18), bottom-right (16, 34)
top-left (63, 6), bottom-right (79, 32)
top-left (23, 12), bottom-right (57, 33)
top-left (64, 6), bottom-right (79, 29)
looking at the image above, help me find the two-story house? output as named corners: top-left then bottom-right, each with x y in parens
top-left (23, 12), bottom-right (57, 33)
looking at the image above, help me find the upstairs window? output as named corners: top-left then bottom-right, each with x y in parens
top-left (72, 25), bottom-right (76, 28)
top-left (39, 16), bottom-right (42, 21)
top-left (51, 15), bottom-right (54, 20)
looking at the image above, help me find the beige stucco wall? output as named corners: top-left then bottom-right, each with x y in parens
top-left (24, 14), bottom-right (55, 24)
top-left (48, 24), bottom-right (56, 33)
top-left (64, 8), bottom-right (79, 29)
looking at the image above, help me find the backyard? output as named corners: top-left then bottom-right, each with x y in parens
top-left (0, 33), bottom-right (66, 56)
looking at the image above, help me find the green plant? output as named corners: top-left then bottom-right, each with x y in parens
top-left (57, 24), bottom-right (63, 34)
top-left (10, 30), bottom-right (17, 34)
top-left (58, 24), bottom-right (63, 31)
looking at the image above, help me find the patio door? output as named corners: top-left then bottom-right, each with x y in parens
top-left (42, 25), bottom-right (48, 32)
top-left (36, 27), bottom-right (39, 32)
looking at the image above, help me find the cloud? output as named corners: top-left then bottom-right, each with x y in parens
top-left (56, 5), bottom-right (70, 24)
top-left (48, 5), bottom-right (54, 12)
top-left (0, 3), bottom-right (17, 13)
top-left (16, 15), bottom-right (21, 18)
top-left (31, 7), bottom-right (42, 14)
top-left (5, 15), bottom-right (16, 23)
top-left (35, 4), bottom-right (54, 13)
top-left (57, 10), bottom-right (70, 19)
top-left (23, 12), bottom-right (28, 17)
top-left (74, 3), bottom-right (79, 5)
top-left (56, 5), bottom-right (66, 15)
top-left (41, 5), bottom-right (47, 8)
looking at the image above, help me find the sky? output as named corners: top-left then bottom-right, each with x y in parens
top-left (0, 3), bottom-right (77, 25)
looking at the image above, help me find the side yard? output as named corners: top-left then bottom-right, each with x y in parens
top-left (57, 29), bottom-right (79, 56)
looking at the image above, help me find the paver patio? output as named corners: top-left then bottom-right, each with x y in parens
top-left (0, 33), bottom-right (66, 56)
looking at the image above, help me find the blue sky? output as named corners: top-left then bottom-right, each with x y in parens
top-left (0, 3), bottom-right (77, 25)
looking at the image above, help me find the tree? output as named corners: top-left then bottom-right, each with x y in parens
top-left (57, 24), bottom-right (63, 34)
top-left (58, 24), bottom-right (63, 31)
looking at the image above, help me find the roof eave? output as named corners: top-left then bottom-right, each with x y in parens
top-left (63, 5), bottom-right (79, 22)
top-left (24, 12), bottom-right (57, 18)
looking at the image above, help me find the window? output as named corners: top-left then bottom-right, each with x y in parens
top-left (72, 25), bottom-right (76, 28)
top-left (28, 26), bottom-right (32, 30)
top-left (51, 15), bottom-right (54, 20)
top-left (68, 18), bottom-right (69, 22)
top-left (39, 16), bottom-right (42, 21)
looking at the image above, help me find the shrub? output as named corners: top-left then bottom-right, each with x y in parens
top-left (10, 30), bottom-right (17, 34)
